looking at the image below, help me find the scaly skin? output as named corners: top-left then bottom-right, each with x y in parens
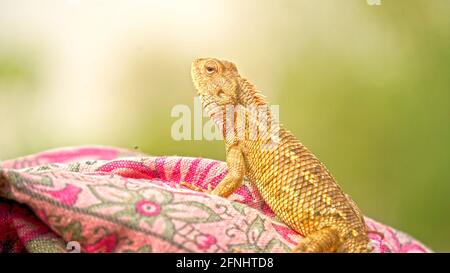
top-left (191, 58), bottom-right (369, 253)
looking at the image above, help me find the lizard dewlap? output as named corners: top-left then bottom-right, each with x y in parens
top-left (191, 57), bottom-right (369, 253)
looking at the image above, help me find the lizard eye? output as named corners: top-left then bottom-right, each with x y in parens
top-left (204, 61), bottom-right (218, 75)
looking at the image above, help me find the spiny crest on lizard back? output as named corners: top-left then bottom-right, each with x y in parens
top-left (191, 58), bottom-right (267, 108)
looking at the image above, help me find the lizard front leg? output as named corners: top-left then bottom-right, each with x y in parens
top-left (211, 145), bottom-right (245, 198)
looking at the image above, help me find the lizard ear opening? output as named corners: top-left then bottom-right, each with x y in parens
top-left (217, 89), bottom-right (225, 98)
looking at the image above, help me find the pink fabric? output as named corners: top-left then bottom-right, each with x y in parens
top-left (0, 146), bottom-right (431, 253)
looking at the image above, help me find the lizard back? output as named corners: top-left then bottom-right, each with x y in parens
top-left (238, 125), bottom-right (369, 252)
top-left (227, 77), bottom-right (369, 252)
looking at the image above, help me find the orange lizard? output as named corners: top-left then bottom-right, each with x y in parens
top-left (190, 57), bottom-right (369, 253)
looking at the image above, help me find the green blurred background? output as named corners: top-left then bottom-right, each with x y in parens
top-left (0, 0), bottom-right (449, 251)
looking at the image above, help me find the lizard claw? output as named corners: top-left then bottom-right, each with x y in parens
top-left (179, 181), bottom-right (214, 194)
top-left (206, 183), bottom-right (213, 194)
top-left (232, 247), bottom-right (242, 253)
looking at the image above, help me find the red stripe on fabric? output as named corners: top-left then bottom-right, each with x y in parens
top-left (198, 161), bottom-right (219, 186)
top-left (156, 157), bottom-right (167, 181)
top-left (96, 160), bottom-right (155, 179)
top-left (208, 170), bottom-right (228, 186)
top-left (182, 158), bottom-right (201, 184)
top-left (170, 159), bottom-right (182, 182)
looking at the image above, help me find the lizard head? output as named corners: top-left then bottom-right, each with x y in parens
top-left (191, 58), bottom-right (240, 107)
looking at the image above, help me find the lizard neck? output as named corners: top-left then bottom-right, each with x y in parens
top-left (201, 77), bottom-right (276, 146)
top-left (236, 77), bottom-right (277, 132)
top-left (223, 78), bottom-right (278, 146)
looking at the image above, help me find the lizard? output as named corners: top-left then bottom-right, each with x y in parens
top-left (190, 57), bottom-right (370, 253)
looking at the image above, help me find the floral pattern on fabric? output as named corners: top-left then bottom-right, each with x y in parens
top-left (0, 146), bottom-right (432, 253)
